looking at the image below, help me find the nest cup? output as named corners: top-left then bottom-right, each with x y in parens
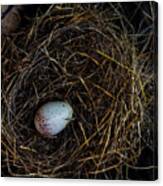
top-left (1, 3), bottom-right (157, 179)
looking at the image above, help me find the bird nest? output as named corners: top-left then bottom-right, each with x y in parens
top-left (1, 3), bottom-right (157, 179)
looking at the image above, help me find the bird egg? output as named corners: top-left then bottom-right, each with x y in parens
top-left (34, 101), bottom-right (73, 138)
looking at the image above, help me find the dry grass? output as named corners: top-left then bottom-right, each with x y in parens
top-left (1, 2), bottom-right (157, 179)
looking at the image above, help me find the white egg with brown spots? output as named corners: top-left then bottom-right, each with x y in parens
top-left (34, 101), bottom-right (73, 138)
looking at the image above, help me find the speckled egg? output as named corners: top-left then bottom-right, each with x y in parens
top-left (34, 101), bottom-right (73, 138)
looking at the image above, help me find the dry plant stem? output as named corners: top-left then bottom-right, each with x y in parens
top-left (1, 5), bottom-right (23, 34)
